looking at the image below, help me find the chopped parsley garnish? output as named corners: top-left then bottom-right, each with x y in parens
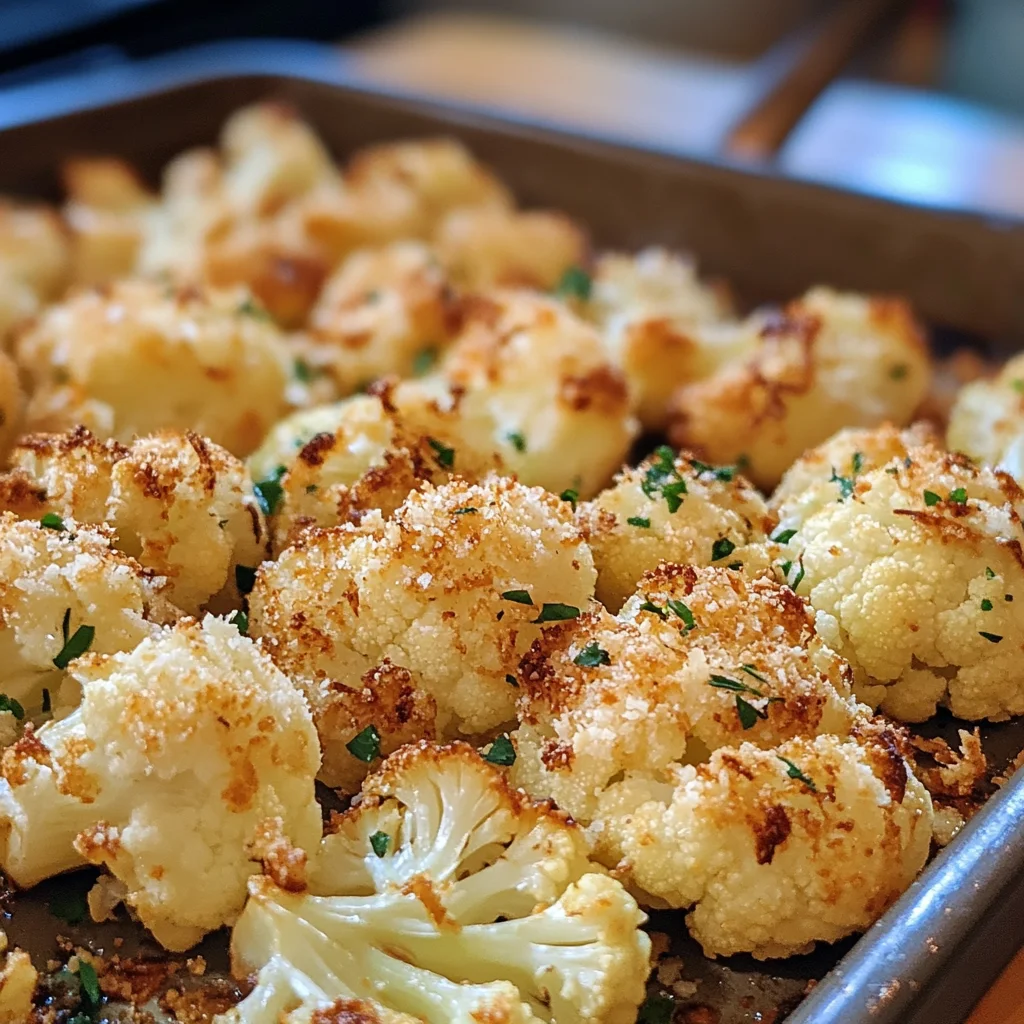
top-left (667, 599), bottom-right (695, 631)
top-left (852, 451), bottom-right (865, 474)
top-left (986, 567), bottom-right (997, 579)
top-left (709, 672), bottom-right (781, 729)
top-left (574, 641), bottom-right (611, 667)
top-left (727, 561), bottom-right (743, 570)
top-left (427, 437), bottom-right (455, 470)
top-left (506, 431), bottom-right (527, 453)
top-left (0, 695), bottom-right (24, 720)
top-left (505, 674), bottom-right (519, 687)
top-left (346, 725), bottom-right (382, 763)
top-left (483, 735), bottom-right (516, 766)
top-left (626, 516), bottom-right (650, 528)
top-left (981, 598), bottom-right (993, 612)
top-left (741, 664), bottom-right (769, 683)
top-left (642, 447), bottom-right (688, 513)
top-left (229, 610), bottom-right (248, 635)
top-left (711, 537), bottom-right (736, 562)
top-left (559, 488), bottom-right (579, 510)
top-left (690, 459), bottom-right (736, 482)
top-left (412, 347), bottom-right (438, 377)
top-left (235, 564), bottom-right (257, 595)
top-left (781, 557), bottom-right (805, 591)
top-left (369, 831), bottom-right (390, 858)
top-left (638, 992), bottom-right (675, 1024)
top-left (453, 506), bottom-right (478, 515)
top-left (736, 697), bottom-right (766, 729)
top-left (889, 363), bottom-right (909, 381)
top-left (533, 603), bottom-right (580, 624)
top-left (923, 490), bottom-right (941, 507)
top-left (41, 688), bottom-right (51, 713)
top-left (77, 961), bottom-right (101, 1010)
top-left (771, 528), bottom-right (797, 544)
top-left (40, 512), bottom-right (66, 532)
top-left (829, 467), bottom-right (855, 501)
top-left (708, 673), bottom-right (763, 695)
top-left (238, 296), bottom-right (271, 320)
top-left (979, 631), bottom-right (1003, 644)
top-left (293, 358), bottom-right (317, 383)
top-left (53, 610), bottom-right (94, 670)
top-left (777, 755), bottom-right (817, 791)
top-left (555, 265), bottom-right (592, 301)
top-left (254, 465), bottom-right (286, 516)
top-left (638, 600), bottom-right (667, 620)
top-left (948, 486), bottom-right (968, 505)
top-left (501, 589), bottom-right (534, 606)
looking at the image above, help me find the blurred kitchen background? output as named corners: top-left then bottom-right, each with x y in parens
top-left (0, 0), bottom-right (1022, 217)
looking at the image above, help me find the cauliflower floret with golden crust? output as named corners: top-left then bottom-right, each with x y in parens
top-left (596, 726), bottom-right (932, 958)
top-left (0, 948), bottom-right (36, 1023)
top-left (15, 280), bottom-right (292, 456)
top-left (217, 742), bottom-right (650, 1024)
top-left (0, 615), bottom-right (322, 952)
top-left (249, 477), bottom-right (597, 788)
top-left (668, 288), bottom-right (932, 490)
top-left (513, 566), bottom-right (859, 823)
top-left (584, 248), bottom-right (740, 429)
top-left (772, 433), bottom-right (1024, 721)
top-left (420, 291), bottom-right (637, 498)
top-left (435, 208), bottom-right (587, 291)
top-left (0, 427), bottom-right (268, 615)
top-left (0, 199), bottom-right (69, 339)
top-left (578, 446), bottom-right (775, 611)
top-left (298, 241), bottom-right (461, 396)
top-left (947, 352), bottom-right (1024, 481)
top-left (0, 512), bottom-right (178, 710)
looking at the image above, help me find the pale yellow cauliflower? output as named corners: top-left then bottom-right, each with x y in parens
top-left (584, 248), bottom-right (740, 428)
top-left (0, 427), bottom-right (268, 614)
top-left (15, 280), bottom-right (292, 456)
top-left (772, 429), bottom-right (1024, 721)
top-left (0, 512), bottom-right (178, 711)
top-left (668, 288), bottom-right (932, 489)
top-left (249, 476), bottom-right (597, 789)
top-left (579, 446), bottom-right (774, 610)
top-left (0, 615), bottom-right (322, 951)
top-left (947, 352), bottom-right (1024, 482)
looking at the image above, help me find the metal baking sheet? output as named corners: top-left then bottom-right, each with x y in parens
top-left (2, 40), bottom-right (1024, 1024)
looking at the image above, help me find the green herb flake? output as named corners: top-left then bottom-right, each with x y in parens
top-left (727, 561), bottom-right (743, 570)
top-left (412, 347), bottom-right (438, 377)
top-left (0, 694), bottom-right (24, 720)
top-left (638, 600), bottom-right (667, 620)
top-left (427, 437), bottom-right (455, 470)
top-left (574, 641), bottom-right (611, 668)
top-left (453, 507), bottom-right (478, 516)
top-left (369, 831), bottom-right (390, 858)
top-left (626, 516), bottom-right (650, 528)
top-left (986, 567), bottom-right (997, 579)
top-left (690, 459), bottom-right (736, 482)
top-left (346, 724), bottom-right (382, 763)
top-left (708, 674), bottom-right (758, 694)
top-left (736, 696), bottom-right (766, 729)
top-left (638, 992), bottom-right (675, 1024)
top-left (981, 598), bottom-right (993, 612)
top-left (48, 884), bottom-right (88, 924)
top-left (948, 487), bottom-right (968, 505)
top-left (236, 564), bottom-right (257, 595)
top-left (772, 528), bottom-right (797, 544)
top-left (555, 265), bottom-right (592, 301)
top-left (559, 488), bottom-right (579, 510)
top-left (77, 961), bottom-right (101, 1010)
top-left (501, 589), bottom-right (534, 606)
top-left (254, 465), bottom-right (286, 517)
top-left (238, 296), bottom-right (271, 321)
top-left (40, 512), bottom-right (66, 532)
top-left (229, 610), bottom-right (248, 636)
top-left (889, 363), bottom-right (909, 381)
top-left (777, 755), bottom-right (817, 791)
top-left (923, 490), bottom-right (941, 507)
top-left (293, 358), bottom-right (317, 383)
top-left (790, 556), bottom-right (806, 591)
top-left (740, 664), bottom-right (768, 683)
top-left (642, 446), bottom-right (688, 513)
top-left (483, 735), bottom-right (516, 766)
top-left (533, 603), bottom-right (581, 624)
top-left (830, 467), bottom-right (855, 501)
top-left (506, 431), bottom-right (527, 453)
top-left (852, 451), bottom-right (865, 475)
top-left (979, 631), bottom-right (1003, 644)
top-left (505, 674), bottom-right (519, 687)
top-left (667, 599), bottom-right (695, 631)
top-left (711, 537), bottom-right (736, 562)
top-left (53, 611), bottom-right (95, 670)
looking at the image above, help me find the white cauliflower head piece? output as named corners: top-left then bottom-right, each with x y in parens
top-left (249, 476), bottom-right (597, 789)
top-left (772, 428), bottom-right (1024, 721)
top-left (668, 288), bottom-right (932, 489)
top-left (0, 615), bottom-right (322, 951)
top-left (217, 741), bottom-right (650, 1024)
top-left (0, 427), bottom-right (268, 615)
top-left (579, 446), bottom-right (774, 611)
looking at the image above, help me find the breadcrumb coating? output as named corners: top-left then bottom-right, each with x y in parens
top-left (668, 288), bottom-right (932, 489)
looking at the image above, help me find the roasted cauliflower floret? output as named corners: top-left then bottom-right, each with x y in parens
top-left (513, 566), bottom-right (859, 823)
top-left (217, 742), bottom-right (650, 1024)
top-left (249, 477), bottom-right (597, 788)
top-left (15, 280), bottom-right (292, 456)
top-left (772, 431), bottom-right (1024, 721)
top-left (668, 288), bottom-right (932, 489)
top-left (579, 446), bottom-right (774, 611)
top-left (0, 513), bottom-right (177, 710)
top-left (0, 199), bottom-right (69, 339)
top-left (584, 249), bottom-right (740, 429)
top-left (0, 947), bottom-right (36, 1023)
top-left (0, 427), bottom-right (267, 615)
top-left (0, 616), bottom-right (322, 951)
top-left (947, 353), bottom-right (1024, 481)
top-left (0, 353), bottom-right (23, 458)
top-left (419, 291), bottom-right (636, 498)
top-left (596, 727), bottom-right (932, 958)
top-left (435, 207), bottom-right (587, 291)
top-left (298, 241), bottom-right (459, 396)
